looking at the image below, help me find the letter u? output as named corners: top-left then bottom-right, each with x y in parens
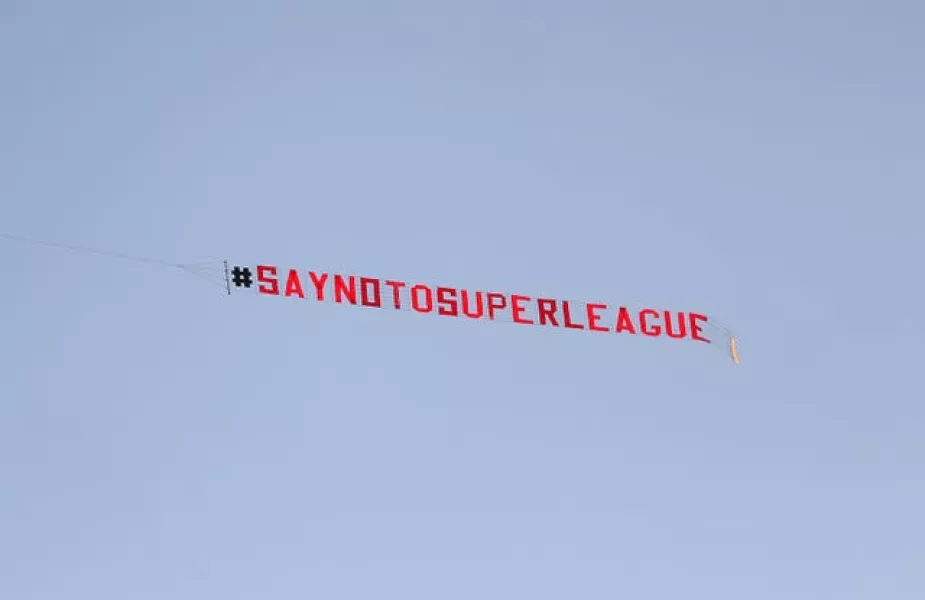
top-left (461, 290), bottom-right (484, 318)
top-left (664, 311), bottom-right (688, 339)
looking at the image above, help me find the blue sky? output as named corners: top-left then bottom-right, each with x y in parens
top-left (2, 1), bottom-right (922, 598)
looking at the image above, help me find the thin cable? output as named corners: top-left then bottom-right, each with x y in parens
top-left (0, 231), bottom-right (228, 292)
top-left (0, 231), bottom-right (184, 267)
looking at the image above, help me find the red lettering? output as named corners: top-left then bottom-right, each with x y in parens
top-left (436, 287), bottom-right (458, 316)
top-left (461, 290), bottom-right (483, 318)
top-left (384, 280), bottom-right (405, 309)
top-left (586, 303), bottom-right (608, 332)
top-left (562, 301), bottom-right (584, 329)
top-left (639, 309), bottom-right (661, 336)
top-left (334, 274), bottom-right (357, 304)
top-left (360, 277), bottom-right (381, 307)
top-left (664, 310), bottom-right (687, 339)
top-left (257, 265), bottom-right (279, 295)
top-left (411, 284), bottom-right (434, 313)
top-left (536, 298), bottom-right (559, 326)
top-left (284, 269), bottom-right (305, 298)
top-left (511, 294), bottom-right (533, 324)
top-left (308, 271), bottom-right (328, 301)
top-left (486, 293), bottom-right (507, 320)
top-left (615, 307), bottom-right (636, 334)
top-left (689, 313), bottom-right (711, 343)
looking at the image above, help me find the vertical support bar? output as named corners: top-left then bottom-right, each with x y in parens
top-left (224, 260), bottom-right (231, 295)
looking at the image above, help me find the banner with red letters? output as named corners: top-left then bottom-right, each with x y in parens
top-left (227, 263), bottom-right (732, 350)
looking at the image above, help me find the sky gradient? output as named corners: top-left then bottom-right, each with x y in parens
top-left (2, 1), bottom-right (923, 598)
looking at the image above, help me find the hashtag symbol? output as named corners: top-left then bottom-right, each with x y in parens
top-left (231, 266), bottom-right (253, 288)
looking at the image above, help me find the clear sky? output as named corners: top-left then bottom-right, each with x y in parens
top-left (2, 1), bottom-right (922, 598)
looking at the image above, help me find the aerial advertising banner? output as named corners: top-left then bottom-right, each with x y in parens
top-left (0, 232), bottom-right (740, 364)
top-left (224, 261), bottom-right (740, 362)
